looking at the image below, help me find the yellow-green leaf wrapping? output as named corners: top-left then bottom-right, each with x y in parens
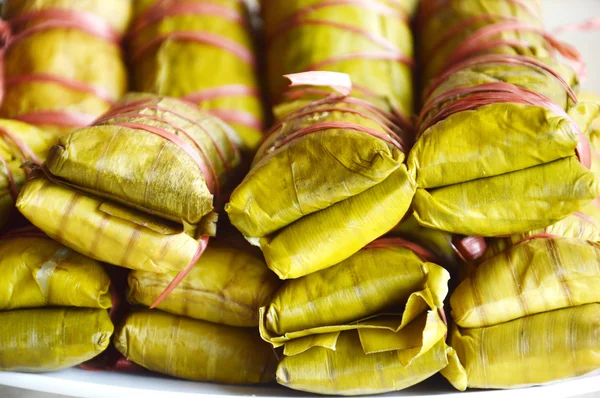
top-left (45, 94), bottom-right (242, 227)
top-left (259, 167), bottom-right (415, 279)
top-left (17, 177), bottom-right (205, 273)
top-left (417, 0), bottom-right (545, 84)
top-left (452, 237), bottom-right (600, 328)
top-left (410, 102), bottom-right (585, 189)
top-left (260, 245), bottom-right (449, 354)
top-left (115, 309), bottom-right (277, 384)
top-left (448, 303), bottom-right (600, 389)
top-left (277, 333), bottom-right (452, 396)
top-left (0, 119), bottom-right (56, 229)
top-left (0, 307), bottom-right (113, 372)
top-left (1, 0), bottom-right (131, 138)
top-left (0, 237), bottom-right (111, 310)
top-left (391, 214), bottom-right (460, 268)
top-left (128, 245), bottom-right (280, 326)
top-left (472, 202), bottom-right (600, 268)
top-left (227, 96), bottom-right (415, 279)
top-left (413, 156), bottom-right (600, 236)
top-left (262, 0), bottom-right (417, 117)
top-left (129, 0), bottom-right (263, 152)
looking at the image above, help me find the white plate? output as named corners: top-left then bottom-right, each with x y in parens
top-left (2, 0), bottom-right (600, 397)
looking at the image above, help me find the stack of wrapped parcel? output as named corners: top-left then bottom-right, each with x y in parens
top-left (262, 0), bottom-right (417, 130)
top-left (444, 236), bottom-right (600, 389)
top-left (409, 0), bottom-right (600, 236)
top-left (0, 119), bottom-right (55, 230)
top-left (16, 94), bottom-right (244, 301)
top-left (127, 0), bottom-right (264, 152)
top-left (259, 238), bottom-right (460, 395)
top-left (0, 229), bottom-right (113, 372)
top-left (115, 238), bottom-right (280, 384)
top-left (0, 0), bottom-right (131, 137)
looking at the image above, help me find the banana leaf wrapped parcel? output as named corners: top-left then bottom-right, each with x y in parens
top-left (17, 94), bottom-right (244, 276)
top-left (262, 0), bottom-right (418, 125)
top-left (260, 238), bottom-right (455, 395)
top-left (467, 203), bottom-right (600, 269)
top-left (417, 0), bottom-right (551, 84)
top-left (227, 73), bottom-right (415, 279)
top-left (444, 304), bottom-right (600, 389)
top-left (410, 0), bottom-right (600, 236)
top-left (0, 232), bottom-right (111, 310)
top-left (128, 243), bottom-right (280, 327)
top-left (128, 0), bottom-right (264, 151)
top-left (279, 334), bottom-right (459, 396)
top-left (451, 237), bottom-right (600, 329)
top-left (0, 119), bottom-right (55, 230)
top-left (115, 309), bottom-right (277, 384)
top-left (0, 307), bottom-right (113, 372)
top-left (1, 0), bottom-right (131, 137)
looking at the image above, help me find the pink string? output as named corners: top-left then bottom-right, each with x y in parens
top-left (14, 111), bottom-right (97, 128)
top-left (273, 87), bottom-right (412, 143)
top-left (419, 82), bottom-right (591, 169)
top-left (182, 84), bottom-right (260, 103)
top-left (366, 237), bottom-right (439, 263)
top-left (207, 109), bottom-right (263, 131)
top-left (305, 50), bottom-right (414, 71)
top-left (9, 8), bottom-right (119, 43)
top-left (96, 101), bottom-right (237, 174)
top-left (150, 235), bottom-right (210, 308)
top-left (515, 233), bottom-right (559, 246)
top-left (554, 18), bottom-right (600, 33)
top-left (130, 31), bottom-right (256, 66)
top-left (418, 0), bottom-right (540, 26)
top-left (423, 15), bottom-right (520, 61)
top-left (423, 54), bottom-right (578, 104)
top-left (5, 73), bottom-right (116, 104)
top-left (269, 19), bottom-right (402, 53)
top-left (111, 122), bottom-right (218, 197)
top-left (273, 121), bottom-right (405, 152)
top-left (0, 7), bottom-right (122, 126)
top-left (266, 0), bottom-right (407, 44)
top-left (443, 21), bottom-right (586, 78)
top-left (128, 1), bottom-right (244, 40)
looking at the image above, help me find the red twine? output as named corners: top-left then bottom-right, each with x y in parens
top-left (366, 237), bottom-right (440, 263)
top-left (150, 235), bottom-right (210, 308)
top-left (0, 7), bottom-right (122, 128)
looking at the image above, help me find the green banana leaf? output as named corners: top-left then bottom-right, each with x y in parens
top-left (128, 244), bottom-right (280, 326)
top-left (417, 0), bottom-right (546, 84)
top-left (260, 244), bottom-right (449, 365)
top-left (129, 0), bottom-right (264, 151)
top-left (411, 99), bottom-right (589, 189)
top-left (277, 333), bottom-right (454, 396)
top-left (471, 202), bottom-right (600, 268)
top-left (0, 307), bottom-right (113, 372)
top-left (227, 92), bottom-right (415, 278)
top-left (262, 0), bottom-right (417, 117)
top-left (0, 119), bottom-right (56, 229)
top-left (445, 303), bottom-right (600, 389)
top-left (17, 176), bottom-right (210, 273)
top-left (1, 0), bottom-right (131, 138)
top-left (115, 309), bottom-right (277, 384)
top-left (413, 156), bottom-right (600, 236)
top-left (0, 236), bottom-right (111, 310)
top-left (391, 214), bottom-right (461, 268)
top-left (45, 94), bottom-right (242, 228)
top-left (451, 237), bottom-right (600, 328)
